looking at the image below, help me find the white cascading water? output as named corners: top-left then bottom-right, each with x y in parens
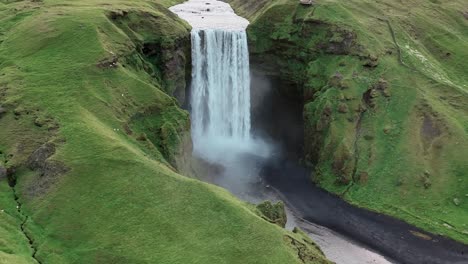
top-left (190, 29), bottom-right (251, 148)
top-left (170, 0), bottom-right (269, 161)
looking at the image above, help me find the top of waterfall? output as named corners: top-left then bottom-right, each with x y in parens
top-left (169, 0), bottom-right (249, 30)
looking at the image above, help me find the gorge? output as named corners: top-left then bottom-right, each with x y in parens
top-left (0, 0), bottom-right (467, 263)
top-left (171, 0), bottom-right (468, 263)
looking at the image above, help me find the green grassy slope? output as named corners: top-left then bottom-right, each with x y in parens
top-left (228, 0), bottom-right (468, 243)
top-left (0, 0), bottom-right (329, 263)
top-left (0, 181), bottom-right (35, 264)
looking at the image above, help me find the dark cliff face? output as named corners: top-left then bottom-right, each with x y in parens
top-left (107, 9), bottom-right (194, 172)
top-left (244, 3), bottom-right (363, 175)
top-left (163, 37), bottom-right (192, 107)
top-left (109, 9), bottom-right (192, 106)
top-left (143, 36), bottom-right (192, 106)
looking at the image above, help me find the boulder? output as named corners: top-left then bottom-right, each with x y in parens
top-left (26, 143), bottom-right (56, 171)
top-left (256, 201), bottom-right (287, 228)
top-left (325, 29), bottom-right (357, 55)
top-left (337, 103), bottom-right (349, 113)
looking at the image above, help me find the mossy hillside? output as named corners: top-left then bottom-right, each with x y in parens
top-left (0, 181), bottom-right (35, 264)
top-left (0, 0), bottom-right (329, 263)
top-left (109, 7), bottom-right (192, 101)
top-left (229, 0), bottom-right (468, 243)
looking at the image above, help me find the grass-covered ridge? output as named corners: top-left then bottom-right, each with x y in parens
top-left (228, 0), bottom-right (468, 244)
top-left (0, 0), bottom-right (330, 263)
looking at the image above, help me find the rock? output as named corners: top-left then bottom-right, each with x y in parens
top-left (363, 88), bottom-right (377, 108)
top-left (370, 89), bottom-right (379, 98)
top-left (150, 35), bottom-right (191, 105)
top-left (339, 81), bottom-right (349, 89)
top-left (358, 171), bottom-right (369, 183)
top-left (423, 178), bottom-right (431, 189)
top-left (410, 230), bottom-right (432, 240)
top-left (325, 29), bottom-right (356, 55)
top-left (0, 166), bottom-right (6, 180)
top-left (0, 106), bottom-right (6, 117)
top-left (97, 56), bottom-right (118, 68)
top-left (396, 177), bottom-right (404, 186)
top-left (337, 103), bottom-right (349, 113)
top-left (299, 0), bottom-right (314, 5)
top-left (26, 143), bottom-right (56, 171)
top-left (334, 72), bottom-right (343, 79)
top-left (108, 10), bottom-right (129, 20)
top-left (34, 117), bottom-right (46, 127)
top-left (42, 160), bottom-right (69, 178)
top-left (5, 167), bottom-right (16, 186)
top-left (363, 55), bottom-right (379, 67)
top-left (25, 143), bottom-right (69, 197)
top-left (443, 223), bottom-right (453, 229)
top-left (136, 133), bottom-right (147, 141)
top-left (375, 78), bottom-right (388, 90)
top-left (323, 105), bottom-right (333, 116)
top-left (256, 201), bottom-right (287, 228)
top-left (357, 103), bottom-right (367, 113)
top-left (453, 198), bottom-right (461, 206)
top-left (13, 107), bottom-right (23, 116)
top-left (383, 125), bottom-right (392, 134)
top-left (383, 89), bottom-right (391, 97)
top-left (462, 11), bottom-right (468, 20)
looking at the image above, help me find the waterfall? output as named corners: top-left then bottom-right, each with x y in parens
top-left (170, 0), bottom-right (269, 161)
top-left (190, 29), bottom-right (251, 153)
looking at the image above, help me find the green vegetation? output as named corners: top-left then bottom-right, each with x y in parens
top-left (256, 201), bottom-right (287, 228)
top-left (0, 0), bottom-right (329, 263)
top-left (228, 0), bottom-right (468, 244)
top-left (0, 181), bottom-right (34, 264)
